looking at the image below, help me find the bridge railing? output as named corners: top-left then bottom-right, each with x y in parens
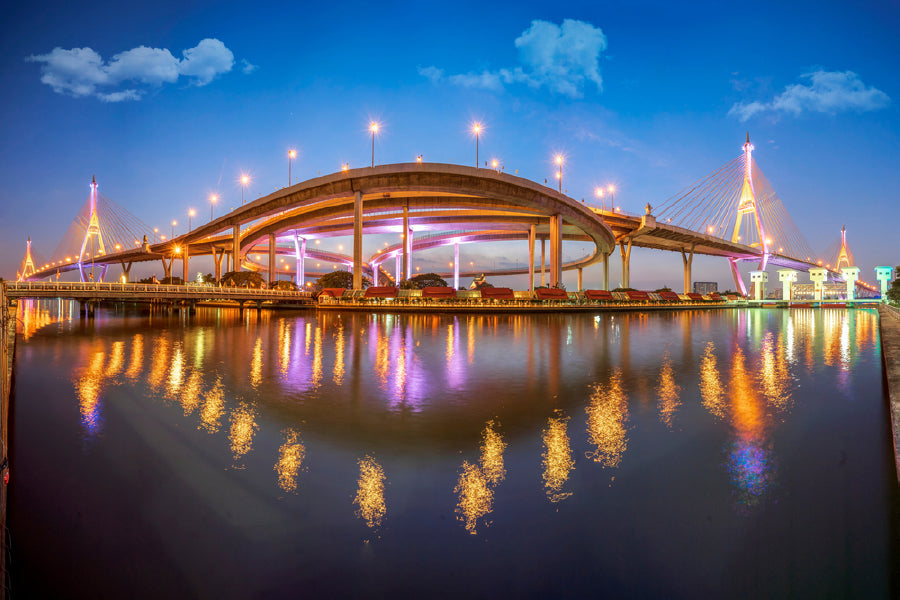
top-left (6, 282), bottom-right (313, 300)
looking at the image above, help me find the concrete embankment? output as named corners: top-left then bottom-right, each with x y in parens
top-left (878, 304), bottom-right (900, 482)
top-left (0, 288), bottom-right (14, 599)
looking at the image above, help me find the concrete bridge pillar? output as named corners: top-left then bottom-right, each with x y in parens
top-left (540, 239), bottom-right (546, 287)
top-left (120, 260), bottom-right (132, 283)
top-left (619, 239), bottom-right (633, 289)
top-left (809, 267), bottom-right (828, 301)
top-left (232, 225), bottom-right (241, 272)
top-left (729, 257), bottom-right (748, 296)
top-left (353, 191), bottom-right (363, 290)
top-left (577, 267), bottom-right (583, 292)
top-left (294, 235), bottom-right (306, 289)
top-left (750, 270), bottom-right (768, 301)
top-left (214, 247), bottom-right (225, 281)
top-left (371, 262), bottom-right (379, 287)
top-left (395, 254), bottom-right (401, 284)
top-left (549, 214), bottom-right (562, 287)
top-left (528, 225), bottom-right (535, 292)
top-left (182, 245), bottom-right (190, 283)
top-left (268, 233), bottom-right (277, 285)
top-left (876, 266), bottom-right (893, 301)
top-left (402, 206), bottom-right (411, 282)
top-left (680, 244), bottom-right (695, 294)
top-left (840, 266), bottom-right (860, 300)
top-left (454, 242), bottom-right (460, 290)
top-left (602, 252), bottom-right (609, 291)
top-left (778, 269), bottom-right (798, 301)
top-left (162, 256), bottom-right (172, 280)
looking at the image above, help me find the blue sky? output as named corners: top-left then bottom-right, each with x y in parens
top-left (2, 0), bottom-right (897, 289)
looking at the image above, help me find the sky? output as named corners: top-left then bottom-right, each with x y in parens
top-left (1, 0), bottom-right (898, 290)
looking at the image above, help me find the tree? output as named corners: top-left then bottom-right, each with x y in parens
top-left (201, 273), bottom-right (216, 284)
top-left (221, 271), bottom-right (265, 288)
top-left (887, 277), bottom-right (900, 306)
top-left (270, 280), bottom-right (298, 291)
top-left (312, 270), bottom-right (371, 293)
top-left (159, 276), bottom-right (185, 285)
top-left (654, 287), bottom-right (672, 293)
top-left (401, 272), bottom-right (447, 290)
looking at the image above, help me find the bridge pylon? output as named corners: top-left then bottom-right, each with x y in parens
top-left (730, 133), bottom-right (769, 293)
top-left (78, 175), bottom-right (108, 282)
top-left (18, 237), bottom-right (36, 281)
top-left (835, 225), bottom-right (853, 270)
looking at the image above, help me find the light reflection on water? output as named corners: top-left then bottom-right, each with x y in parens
top-left (10, 301), bottom-right (893, 597)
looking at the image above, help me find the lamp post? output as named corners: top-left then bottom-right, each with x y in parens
top-left (595, 187), bottom-right (604, 209)
top-left (556, 155), bottom-right (563, 193)
top-left (188, 209), bottom-right (195, 232)
top-left (288, 149), bottom-right (296, 186)
top-left (210, 195), bottom-right (217, 221)
top-left (241, 175), bottom-right (249, 205)
top-left (171, 220), bottom-right (177, 239)
top-left (370, 122), bottom-right (378, 167)
top-left (608, 185), bottom-right (615, 212)
top-left (473, 123), bottom-right (481, 168)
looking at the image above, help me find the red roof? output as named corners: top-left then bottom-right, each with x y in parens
top-left (625, 290), bottom-right (650, 301)
top-left (422, 286), bottom-right (456, 298)
top-left (480, 287), bottom-right (515, 300)
top-left (319, 287), bottom-right (346, 298)
top-left (657, 290), bottom-right (681, 302)
top-left (686, 292), bottom-right (704, 301)
top-left (584, 289), bottom-right (614, 301)
top-left (364, 286), bottom-right (398, 298)
top-left (535, 288), bottom-right (568, 300)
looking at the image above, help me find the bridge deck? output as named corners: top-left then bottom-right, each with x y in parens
top-left (6, 282), bottom-right (315, 304)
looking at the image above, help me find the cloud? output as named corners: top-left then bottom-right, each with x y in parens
top-left (240, 58), bottom-right (258, 74)
top-left (419, 18), bottom-right (607, 98)
top-left (729, 70), bottom-right (890, 121)
top-left (27, 38), bottom-right (236, 101)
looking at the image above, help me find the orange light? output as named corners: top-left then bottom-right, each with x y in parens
top-left (342, 163), bottom-right (349, 171)
top-left (370, 122), bottom-right (379, 133)
top-left (289, 150), bottom-right (296, 159)
top-left (473, 123), bottom-right (481, 134)
top-left (241, 175), bottom-right (249, 185)
top-left (555, 155), bottom-right (563, 165)
top-left (595, 188), bottom-right (603, 197)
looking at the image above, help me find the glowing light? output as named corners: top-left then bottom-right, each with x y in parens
top-left (173, 245), bottom-right (181, 255)
top-left (586, 368), bottom-right (628, 468)
top-left (542, 412), bottom-right (574, 502)
top-left (275, 429), bottom-right (306, 493)
top-left (288, 149), bottom-right (296, 159)
top-left (455, 460), bottom-right (492, 535)
top-left (699, 342), bottom-right (725, 419)
top-left (657, 352), bottom-right (681, 428)
top-left (595, 188), bottom-right (603, 197)
top-left (555, 155), bottom-right (563, 165)
top-left (229, 402), bottom-right (258, 460)
top-left (472, 123), bottom-right (481, 134)
top-left (370, 121), bottom-right (379, 133)
top-left (416, 155), bottom-right (422, 163)
top-left (353, 455), bottom-right (387, 528)
top-left (341, 163), bottom-right (349, 171)
top-left (241, 175), bottom-right (249, 185)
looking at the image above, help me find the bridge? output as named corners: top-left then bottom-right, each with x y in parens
top-left (6, 281), bottom-right (315, 314)
top-left (14, 135), bottom-right (892, 302)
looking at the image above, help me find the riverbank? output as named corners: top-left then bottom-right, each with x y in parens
top-left (1, 289), bottom-right (14, 600)
top-left (878, 304), bottom-right (900, 481)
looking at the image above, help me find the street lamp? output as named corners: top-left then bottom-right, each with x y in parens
top-left (595, 187), bottom-right (604, 208)
top-left (241, 175), bottom-right (249, 205)
top-left (608, 185), bottom-right (615, 211)
top-left (370, 122), bottom-right (379, 167)
top-left (472, 123), bottom-right (482, 168)
top-left (288, 149), bottom-right (296, 186)
top-left (556, 155), bottom-right (563, 193)
top-left (188, 209), bottom-right (195, 231)
top-left (171, 220), bottom-right (177, 239)
top-left (210, 195), bottom-right (217, 221)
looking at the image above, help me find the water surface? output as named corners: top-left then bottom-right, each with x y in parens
top-left (9, 302), bottom-right (898, 598)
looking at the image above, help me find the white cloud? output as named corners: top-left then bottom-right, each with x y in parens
top-left (419, 18), bottom-right (607, 98)
top-left (240, 59), bottom-right (258, 74)
top-left (729, 70), bottom-right (890, 121)
top-left (27, 38), bottom-right (236, 101)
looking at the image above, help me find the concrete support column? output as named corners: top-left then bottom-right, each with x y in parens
top-left (120, 260), bottom-right (132, 283)
top-left (395, 254), bottom-right (401, 284)
top-left (371, 263), bottom-right (379, 287)
top-left (876, 266), bottom-right (893, 301)
top-left (619, 239), bottom-right (633, 289)
top-left (809, 267), bottom-right (828, 301)
top-left (162, 257), bottom-right (171, 279)
top-left (549, 214), bottom-right (561, 287)
top-left (602, 252), bottom-right (610, 291)
top-left (841, 266), bottom-right (860, 300)
top-left (540, 239), bottom-right (546, 287)
top-left (214, 247), bottom-right (225, 281)
top-left (729, 258), bottom-right (748, 296)
top-left (406, 228), bottom-right (413, 280)
top-left (402, 205), bottom-right (411, 281)
top-left (353, 190), bottom-right (363, 290)
top-left (268, 233), bottom-right (277, 285)
top-left (454, 242), bottom-right (460, 290)
top-left (577, 267), bottom-right (583, 292)
top-left (750, 270), bottom-right (768, 301)
top-left (778, 269), bottom-right (798, 301)
top-left (528, 224), bottom-right (536, 292)
top-left (293, 235), bottom-right (306, 289)
top-left (680, 244), bottom-right (695, 294)
top-left (232, 225), bottom-right (241, 272)
top-left (182, 245), bottom-right (190, 283)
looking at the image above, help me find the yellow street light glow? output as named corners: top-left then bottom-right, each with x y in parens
top-left (416, 155), bottom-right (422, 163)
top-left (189, 209), bottom-right (195, 217)
top-left (472, 123), bottom-right (481, 133)
top-left (370, 122), bottom-right (379, 133)
top-left (289, 150), bottom-right (296, 159)
top-left (115, 244), bottom-right (121, 250)
top-left (608, 185), bottom-right (615, 193)
top-left (595, 188), bottom-right (603, 197)
top-left (555, 155), bottom-right (563, 165)
top-left (241, 175), bottom-right (249, 185)
top-left (707, 226), bottom-right (714, 233)
top-left (174, 245), bottom-right (181, 254)
top-left (342, 163), bottom-right (349, 171)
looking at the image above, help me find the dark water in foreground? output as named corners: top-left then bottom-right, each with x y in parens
top-left (8, 302), bottom-right (899, 598)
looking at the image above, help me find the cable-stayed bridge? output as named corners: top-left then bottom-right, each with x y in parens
top-left (13, 136), bottom-right (888, 299)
